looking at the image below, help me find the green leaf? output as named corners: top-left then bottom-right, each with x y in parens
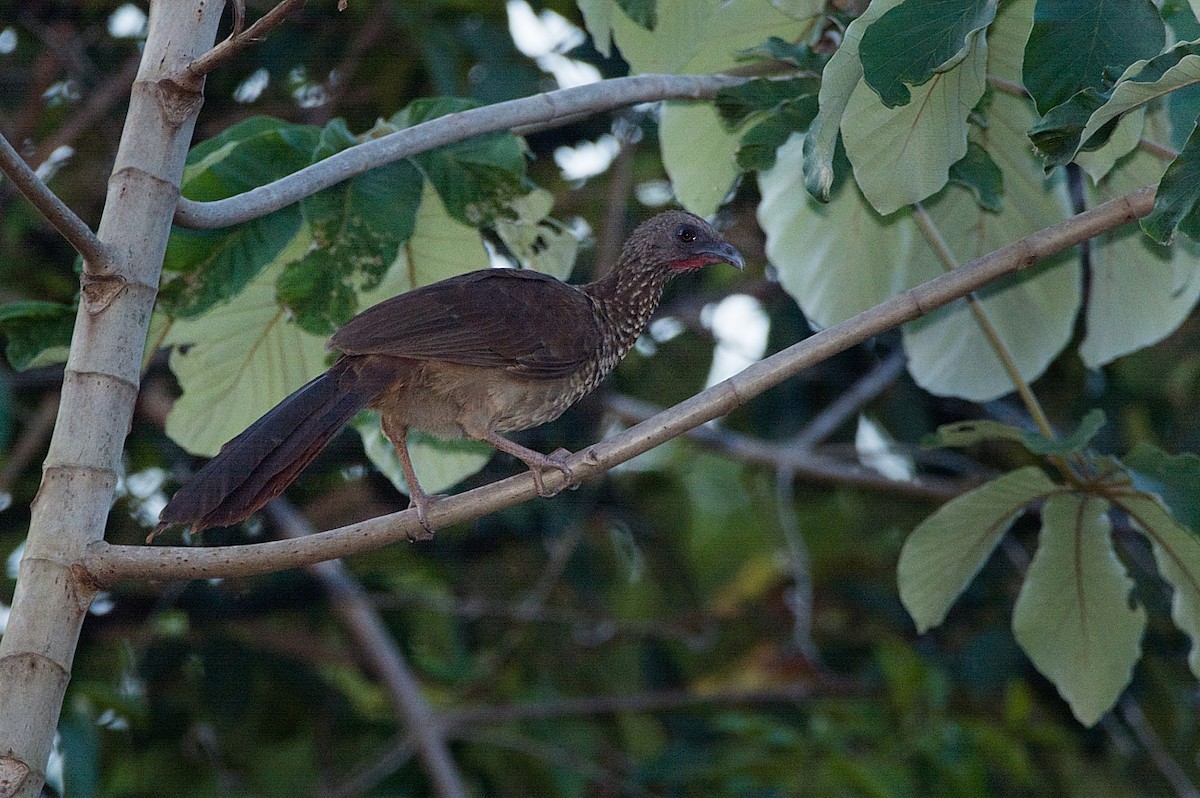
top-left (354, 412), bottom-right (493, 496)
top-left (589, 0), bottom-right (817, 215)
top-left (1022, 409), bottom-right (1106, 456)
top-left (735, 96), bottom-right (820, 171)
top-left (1122, 442), bottom-right (1200, 534)
top-left (1142, 121), bottom-right (1200, 244)
top-left (160, 118), bottom-right (319, 318)
top-left (615, 0), bottom-right (656, 29)
top-left (923, 418), bottom-right (1030, 449)
top-left (1118, 494), bottom-right (1200, 679)
top-left (390, 98), bottom-right (528, 225)
top-left (924, 410), bottom-right (1105, 456)
top-left (492, 188), bottom-right (578, 280)
top-left (860, 0), bottom-right (998, 108)
top-left (737, 37), bottom-right (826, 70)
top-left (0, 300), bottom-right (76, 370)
top-left (163, 229), bottom-right (328, 457)
top-left (1022, 0), bottom-right (1165, 116)
top-left (1030, 40), bottom-right (1200, 169)
top-left (715, 76), bottom-right (820, 129)
top-left (279, 120), bottom-right (424, 334)
top-left (948, 142), bottom-right (1004, 212)
top-left (898, 466), bottom-right (1058, 633)
top-left (1081, 108), bottom-right (1200, 368)
top-left (1012, 494), bottom-right (1145, 726)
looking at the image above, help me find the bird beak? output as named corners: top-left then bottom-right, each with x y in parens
top-left (701, 241), bottom-right (745, 271)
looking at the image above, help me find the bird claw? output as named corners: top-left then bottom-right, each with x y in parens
top-left (406, 492), bottom-right (444, 542)
top-left (531, 448), bottom-right (574, 498)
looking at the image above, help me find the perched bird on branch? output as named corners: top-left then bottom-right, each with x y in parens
top-left (156, 210), bottom-right (744, 537)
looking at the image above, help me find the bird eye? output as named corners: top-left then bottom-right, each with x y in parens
top-left (675, 225), bottom-right (697, 244)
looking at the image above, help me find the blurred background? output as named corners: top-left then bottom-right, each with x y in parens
top-left (1, 0), bottom-right (1198, 795)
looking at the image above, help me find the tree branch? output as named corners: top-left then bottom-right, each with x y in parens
top-left (171, 73), bottom-right (747, 230)
top-left (0, 129), bottom-right (113, 272)
top-left (81, 184), bottom-right (1157, 586)
top-left (265, 500), bottom-right (468, 798)
top-left (605, 393), bottom-right (975, 500)
top-left (180, 0), bottom-right (309, 86)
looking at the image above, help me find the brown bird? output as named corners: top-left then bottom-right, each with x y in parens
top-left (156, 210), bottom-right (744, 535)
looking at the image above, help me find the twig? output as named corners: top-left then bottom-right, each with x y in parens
top-left (1116, 698), bottom-right (1200, 798)
top-left (82, 185), bottom-right (1157, 585)
top-left (265, 500), bottom-right (469, 798)
top-left (442, 681), bottom-right (844, 728)
top-left (792, 348), bottom-right (908, 449)
top-left (0, 393), bottom-right (60, 497)
top-left (172, 73), bottom-right (748, 230)
top-left (0, 129), bottom-right (113, 272)
top-left (606, 393), bottom-right (978, 500)
top-left (181, 0), bottom-right (309, 85)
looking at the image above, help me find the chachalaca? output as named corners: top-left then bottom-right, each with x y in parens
top-left (156, 210), bottom-right (744, 535)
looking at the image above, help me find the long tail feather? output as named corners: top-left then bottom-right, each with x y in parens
top-left (157, 356), bottom-right (399, 533)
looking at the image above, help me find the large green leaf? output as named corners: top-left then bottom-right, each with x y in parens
top-left (1118, 493), bottom-right (1200, 679)
top-left (1123, 442), bottom-right (1200, 535)
top-left (902, 89), bottom-right (1076, 401)
top-left (759, 134), bottom-right (921, 328)
top-left (1030, 40), bottom-right (1200, 169)
top-left (390, 98), bottom-right (528, 225)
top-left (0, 300), bottom-right (76, 371)
top-left (354, 413), bottom-right (493, 497)
top-left (163, 230), bottom-right (327, 457)
top-left (804, 0), bottom-right (991, 215)
top-left (160, 117), bottom-right (319, 318)
top-left (278, 119), bottom-right (424, 334)
top-left (1142, 119), bottom-right (1200, 244)
top-left (859, 0), bottom-right (998, 108)
top-left (1080, 109), bottom-right (1200, 368)
top-left (590, 0), bottom-right (818, 215)
top-left (1021, 0), bottom-right (1164, 116)
top-left (898, 466), bottom-right (1058, 633)
top-left (1012, 494), bottom-right (1145, 726)
top-left (492, 188), bottom-right (578, 280)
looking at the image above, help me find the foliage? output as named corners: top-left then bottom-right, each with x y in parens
top-left (4, 0), bottom-right (1200, 795)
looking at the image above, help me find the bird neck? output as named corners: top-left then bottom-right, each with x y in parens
top-left (583, 261), bottom-right (674, 355)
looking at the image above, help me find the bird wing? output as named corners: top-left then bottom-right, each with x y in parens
top-left (329, 269), bottom-right (603, 380)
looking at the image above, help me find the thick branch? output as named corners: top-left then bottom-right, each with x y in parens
top-left (0, 129), bottom-right (113, 272)
top-left (82, 185), bottom-right (1157, 586)
top-left (172, 73), bottom-right (746, 230)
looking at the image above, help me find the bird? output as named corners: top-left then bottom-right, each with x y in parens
top-left (155, 210), bottom-right (744, 537)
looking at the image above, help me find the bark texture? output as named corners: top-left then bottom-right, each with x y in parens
top-left (0, 3), bottom-right (224, 794)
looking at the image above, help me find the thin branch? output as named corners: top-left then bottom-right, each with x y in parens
top-left (265, 500), bottom-right (468, 798)
top-left (792, 348), bottom-right (908, 449)
top-left (172, 73), bottom-right (748, 230)
top-left (605, 393), bottom-right (977, 500)
top-left (1140, 138), bottom-right (1180, 161)
top-left (0, 129), bottom-right (113, 272)
top-left (442, 681), bottom-right (847, 728)
top-left (1116, 697), bottom-right (1200, 798)
top-left (910, 205), bottom-right (1060, 441)
top-left (82, 185), bottom-right (1157, 586)
top-left (181, 0), bottom-right (309, 85)
top-left (0, 392), bottom-right (60, 497)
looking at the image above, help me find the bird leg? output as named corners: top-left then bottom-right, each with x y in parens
top-left (380, 418), bottom-right (438, 539)
top-left (481, 432), bottom-right (574, 497)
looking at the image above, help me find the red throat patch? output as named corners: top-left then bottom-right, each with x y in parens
top-left (669, 255), bottom-right (723, 271)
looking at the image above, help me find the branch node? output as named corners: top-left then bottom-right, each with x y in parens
top-left (82, 273), bottom-right (129, 315)
top-left (154, 79), bottom-right (205, 128)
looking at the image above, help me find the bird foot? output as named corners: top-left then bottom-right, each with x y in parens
top-left (529, 448), bottom-right (575, 498)
top-left (406, 492), bottom-right (445, 542)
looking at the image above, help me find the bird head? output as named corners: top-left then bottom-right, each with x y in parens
top-left (630, 210), bottom-right (745, 274)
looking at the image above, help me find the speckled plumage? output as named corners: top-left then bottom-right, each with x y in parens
top-left (158, 211), bottom-right (743, 534)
